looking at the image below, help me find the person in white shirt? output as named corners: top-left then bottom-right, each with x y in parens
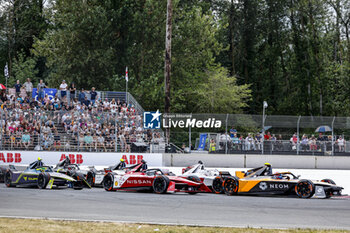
top-left (23, 78), bottom-right (33, 99)
top-left (337, 136), bottom-right (345, 152)
top-left (59, 80), bottom-right (68, 99)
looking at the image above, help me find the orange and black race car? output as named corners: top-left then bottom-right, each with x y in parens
top-left (214, 163), bottom-right (343, 198)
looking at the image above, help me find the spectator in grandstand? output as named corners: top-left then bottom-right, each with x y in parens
top-left (229, 126), bottom-right (237, 138)
top-left (219, 133), bottom-right (231, 149)
top-left (245, 133), bottom-right (255, 150)
top-left (1, 92), bottom-right (7, 102)
top-left (23, 78), bottom-right (33, 99)
top-left (69, 82), bottom-right (76, 100)
top-left (78, 88), bottom-right (85, 104)
top-left (59, 80), bottom-right (68, 99)
top-left (264, 131), bottom-right (271, 140)
top-left (21, 131), bottom-right (31, 150)
top-left (14, 80), bottom-right (22, 97)
top-left (37, 79), bottom-right (47, 102)
top-left (290, 134), bottom-right (298, 150)
top-left (232, 133), bottom-right (240, 150)
top-left (209, 139), bottom-right (216, 153)
top-left (300, 134), bottom-right (309, 151)
top-left (97, 134), bottom-right (106, 152)
top-left (42, 133), bottom-right (53, 150)
top-left (90, 87), bottom-right (97, 105)
top-left (78, 133), bottom-right (85, 150)
top-left (53, 131), bottom-right (61, 151)
top-left (83, 96), bottom-right (90, 107)
top-left (255, 133), bottom-right (262, 150)
top-left (336, 136), bottom-right (345, 152)
top-left (84, 132), bottom-right (93, 151)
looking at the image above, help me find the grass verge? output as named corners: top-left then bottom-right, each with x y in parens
top-left (0, 218), bottom-right (349, 233)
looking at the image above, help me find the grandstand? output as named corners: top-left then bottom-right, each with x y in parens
top-left (1, 88), bottom-right (350, 156)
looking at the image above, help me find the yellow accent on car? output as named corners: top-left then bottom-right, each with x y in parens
top-left (115, 181), bottom-right (118, 186)
top-left (48, 178), bottom-right (54, 189)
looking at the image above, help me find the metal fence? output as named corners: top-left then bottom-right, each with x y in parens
top-left (168, 114), bottom-right (350, 156)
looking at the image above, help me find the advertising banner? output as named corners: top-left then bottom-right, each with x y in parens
top-left (32, 88), bottom-right (58, 101)
top-left (0, 151), bottom-right (163, 167)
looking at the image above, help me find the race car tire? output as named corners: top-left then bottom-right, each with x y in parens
top-left (103, 173), bottom-right (114, 191)
top-left (212, 176), bottom-right (224, 194)
top-left (187, 186), bottom-right (198, 195)
top-left (223, 176), bottom-right (239, 196)
top-left (72, 173), bottom-right (84, 190)
top-left (321, 179), bottom-right (336, 185)
top-left (86, 171), bottom-right (94, 187)
top-left (187, 175), bottom-right (202, 183)
top-left (4, 170), bottom-right (15, 187)
top-left (295, 179), bottom-right (315, 198)
top-left (37, 173), bottom-right (50, 189)
top-left (152, 175), bottom-right (170, 194)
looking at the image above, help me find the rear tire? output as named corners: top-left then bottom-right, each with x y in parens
top-left (103, 173), bottom-right (114, 191)
top-left (295, 179), bottom-right (315, 198)
top-left (37, 173), bottom-right (50, 189)
top-left (152, 175), bottom-right (170, 194)
top-left (4, 170), bottom-right (15, 187)
top-left (223, 176), bottom-right (239, 196)
top-left (72, 173), bottom-right (84, 190)
top-left (212, 177), bottom-right (224, 194)
top-left (86, 171), bottom-right (94, 187)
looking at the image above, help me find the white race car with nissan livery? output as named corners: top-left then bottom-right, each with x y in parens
top-left (181, 161), bottom-right (224, 193)
top-left (103, 161), bottom-right (212, 194)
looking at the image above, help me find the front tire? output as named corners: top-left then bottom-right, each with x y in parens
top-left (212, 177), bottom-right (224, 194)
top-left (223, 176), bottom-right (239, 196)
top-left (4, 170), bottom-right (15, 187)
top-left (295, 179), bottom-right (315, 198)
top-left (103, 173), bottom-right (114, 191)
top-left (37, 173), bottom-right (50, 189)
top-left (152, 175), bottom-right (170, 194)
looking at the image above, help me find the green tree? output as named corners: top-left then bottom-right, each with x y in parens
top-left (195, 67), bottom-right (251, 113)
top-left (11, 51), bottom-right (38, 86)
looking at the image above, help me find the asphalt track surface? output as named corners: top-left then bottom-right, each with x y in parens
top-left (1, 185), bottom-right (350, 230)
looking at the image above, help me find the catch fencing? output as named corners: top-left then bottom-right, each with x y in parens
top-left (168, 114), bottom-right (350, 156)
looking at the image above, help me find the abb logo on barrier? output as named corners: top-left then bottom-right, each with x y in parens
top-left (0, 153), bottom-right (22, 163)
top-left (58, 154), bottom-right (144, 165)
top-left (59, 154), bottom-right (84, 164)
top-left (121, 154), bottom-right (144, 165)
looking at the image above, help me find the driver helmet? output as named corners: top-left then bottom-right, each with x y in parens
top-left (141, 159), bottom-right (146, 164)
top-left (198, 160), bottom-right (203, 164)
top-left (120, 158), bottom-right (124, 162)
top-left (38, 157), bottom-right (42, 161)
top-left (264, 162), bottom-right (271, 166)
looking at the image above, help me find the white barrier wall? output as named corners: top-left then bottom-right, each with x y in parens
top-left (163, 153), bottom-right (350, 169)
top-left (0, 151), bottom-right (163, 167)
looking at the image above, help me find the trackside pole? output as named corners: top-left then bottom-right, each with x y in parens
top-left (332, 116), bottom-right (335, 156)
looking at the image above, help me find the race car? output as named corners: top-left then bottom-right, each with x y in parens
top-left (219, 163), bottom-right (343, 198)
top-left (103, 160), bottom-right (212, 194)
top-left (4, 158), bottom-right (89, 189)
top-left (87, 159), bottom-right (128, 187)
top-left (181, 161), bottom-right (223, 193)
top-left (54, 156), bottom-right (93, 187)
